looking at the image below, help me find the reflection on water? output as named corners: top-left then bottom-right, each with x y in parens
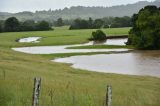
top-left (54, 51), bottom-right (160, 78)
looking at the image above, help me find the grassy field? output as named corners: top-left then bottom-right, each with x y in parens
top-left (0, 27), bottom-right (160, 106)
top-left (0, 27), bottom-right (130, 48)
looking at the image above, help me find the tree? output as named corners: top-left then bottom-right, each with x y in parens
top-left (127, 6), bottom-right (160, 49)
top-left (103, 17), bottom-right (114, 28)
top-left (0, 20), bottom-right (3, 32)
top-left (70, 19), bottom-right (89, 29)
top-left (4, 17), bottom-right (20, 32)
top-left (88, 17), bottom-right (93, 28)
top-left (0, 25), bottom-right (2, 32)
top-left (36, 21), bottom-right (52, 31)
top-left (20, 20), bottom-right (36, 31)
top-left (104, 16), bottom-right (131, 28)
top-left (56, 18), bottom-right (64, 26)
top-left (89, 30), bottom-right (107, 41)
top-left (93, 19), bottom-right (104, 28)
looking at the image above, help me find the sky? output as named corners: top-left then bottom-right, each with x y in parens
top-left (0, 0), bottom-right (154, 13)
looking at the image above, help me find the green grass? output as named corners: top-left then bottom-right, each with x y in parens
top-left (0, 27), bottom-right (160, 106)
top-left (0, 27), bottom-right (130, 48)
top-left (53, 25), bottom-right (70, 30)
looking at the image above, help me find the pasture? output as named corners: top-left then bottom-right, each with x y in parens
top-left (0, 27), bottom-right (160, 106)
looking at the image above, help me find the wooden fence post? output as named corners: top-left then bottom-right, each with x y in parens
top-left (3, 69), bottom-right (5, 80)
top-left (106, 85), bottom-right (112, 106)
top-left (32, 77), bottom-right (41, 106)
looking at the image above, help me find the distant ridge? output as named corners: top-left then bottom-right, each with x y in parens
top-left (0, 0), bottom-right (160, 21)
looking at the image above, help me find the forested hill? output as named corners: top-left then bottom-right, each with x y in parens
top-left (0, 0), bottom-right (160, 21)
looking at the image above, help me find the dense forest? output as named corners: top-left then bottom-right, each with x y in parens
top-left (0, 0), bottom-right (160, 21)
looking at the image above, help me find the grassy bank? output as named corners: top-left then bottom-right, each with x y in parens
top-left (0, 27), bottom-right (160, 106)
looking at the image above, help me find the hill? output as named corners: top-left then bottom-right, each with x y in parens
top-left (0, 0), bottom-right (160, 21)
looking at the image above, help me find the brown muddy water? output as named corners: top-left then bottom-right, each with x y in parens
top-left (54, 50), bottom-right (160, 78)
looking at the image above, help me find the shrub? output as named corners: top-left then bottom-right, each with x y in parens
top-left (89, 30), bottom-right (107, 41)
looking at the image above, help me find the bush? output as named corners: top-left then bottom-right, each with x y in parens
top-left (89, 30), bottom-right (107, 41)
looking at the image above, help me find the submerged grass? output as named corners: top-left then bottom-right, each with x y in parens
top-left (39, 52), bottom-right (112, 59)
top-left (0, 27), bottom-right (160, 106)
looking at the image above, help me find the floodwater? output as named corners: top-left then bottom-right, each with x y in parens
top-left (54, 51), bottom-right (160, 78)
top-left (13, 38), bottom-right (160, 77)
top-left (105, 38), bottom-right (127, 45)
top-left (13, 38), bottom-right (129, 54)
top-left (89, 38), bottom-right (127, 45)
top-left (18, 37), bottom-right (41, 43)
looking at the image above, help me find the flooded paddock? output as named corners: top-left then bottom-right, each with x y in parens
top-left (54, 51), bottom-right (160, 78)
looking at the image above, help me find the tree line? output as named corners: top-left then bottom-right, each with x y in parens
top-left (0, 16), bottom-right (132, 32)
top-left (69, 16), bottom-right (132, 29)
top-left (0, 17), bottom-right (52, 32)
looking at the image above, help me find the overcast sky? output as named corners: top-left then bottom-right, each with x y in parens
top-left (0, 0), bottom-right (154, 13)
